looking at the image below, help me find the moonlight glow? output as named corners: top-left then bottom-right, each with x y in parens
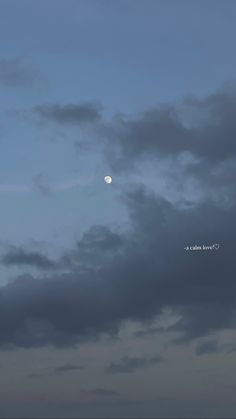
top-left (104, 175), bottom-right (112, 184)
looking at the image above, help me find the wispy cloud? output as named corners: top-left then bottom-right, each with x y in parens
top-left (0, 58), bottom-right (44, 88)
top-left (81, 388), bottom-right (120, 398)
top-left (0, 175), bottom-right (94, 195)
top-left (1, 246), bottom-right (56, 270)
top-left (53, 175), bottom-right (95, 191)
top-left (34, 102), bottom-right (103, 124)
top-left (106, 356), bottom-right (163, 374)
top-left (54, 364), bottom-right (84, 373)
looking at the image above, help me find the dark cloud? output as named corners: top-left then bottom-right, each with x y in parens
top-left (59, 225), bottom-right (125, 272)
top-left (0, 186), bottom-right (235, 349)
top-left (0, 186), bottom-right (235, 348)
top-left (54, 364), bottom-right (83, 373)
top-left (34, 102), bottom-right (102, 125)
top-left (106, 355), bottom-right (163, 374)
top-left (195, 339), bottom-right (219, 356)
top-left (102, 88), bottom-right (236, 171)
top-left (27, 373), bottom-right (41, 379)
top-left (1, 247), bottom-right (55, 270)
top-left (196, 339), bottom-right (236, 356)
top-left (0, 86), bottom-right (236, 350)
top-left (77, 225), bottom-right (124, 253)
top-left (225, 344), bottom-right (236, 354)
top-left (81, 388), bottom-right (120, 397)
top-left (0, 58), bottom-right (42, 87)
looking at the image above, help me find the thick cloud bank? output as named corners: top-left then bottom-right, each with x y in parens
top-left (1, 86), bottom-right (236, 349)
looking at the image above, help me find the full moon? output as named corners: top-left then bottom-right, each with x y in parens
top-left (104, 175), bottom-right (112, 184)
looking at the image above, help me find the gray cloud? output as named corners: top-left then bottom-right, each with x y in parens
top-left (196, 339), bottom-right (236, 356)
top-left (134, 327), bottom-right (161, 338)
top-left (77, 225), bottom-right (124, 253)
top-left (101, 87), bottom-right (236, 171)
top-left (195, 339), bottom-right (219, 356)
top-left (0, 186), bottom-right (235, 349)
top-left (81, 388), bottom-right (120, 397)
top-left (14, 85), bottom-right (236, 206)
top-left (0, 86), bottom-right (236, 350)
top-left (106, 355), bottom-right (163, 374)
top-left (34, 102), bottom-right (102, 125)
top-left (0, 185), bottom-right (235, 349)
top-left (1, 247), bottom-right (56, 270)
top-left (27, 373), bottom-right (41, 379)
top-left (33, 173), bottom-right (52, 196)
top-left (0, 58), bottom-right (42, 87)
top-left (54, 364), bottom-right (83, 373)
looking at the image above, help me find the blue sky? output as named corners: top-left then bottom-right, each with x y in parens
top-left (0, 0), bottom-right (235, 244)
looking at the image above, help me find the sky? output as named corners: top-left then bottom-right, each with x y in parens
top-left (0, 0), bottom-right (236, 417)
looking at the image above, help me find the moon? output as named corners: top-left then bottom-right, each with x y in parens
top-left (104, 175), bottom-right (112, 184)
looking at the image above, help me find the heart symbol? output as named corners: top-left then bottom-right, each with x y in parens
top-left (213, 244), bottom-right (220, 250)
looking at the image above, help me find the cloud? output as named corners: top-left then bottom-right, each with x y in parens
top-left (53, 175), bottom-right (94, 191)
top-left (134, 327), bottom-right (161, 338)
top-left (0, 85), bottom-right (236, 350)
top-left (12, 85), bottom-right (236, 206)
top-left (106, 355), bottom-right (163, 374)
top-left (77, 225), bottom-right (124, 252)
top-left (27, 373), bottom-right (41, 379)
top-left (101, 86), bottom-right (236, 171)
top-left (195, 339), bottom-right (219, 356)
top-left (24, 85), bottom-right (236, 207)
top-left (54, 364), bottom-right (83, 373)
top-left (0, 185), bottom-right (235, 349)
top-left (1, 247), bottom-right (56, 270)
top-left (0, 186), bottom-right (235, 349)
top-left (34, 102), bottom-right (102, 125)
top-left (81, 388), bottom-right (120, 397)
top-left (0, 176), bottom-right (94, 196)
top-left (195, 338), bottom-right (236, 356)
top-left (33, 174), bottom-right (95, 195)
top-left (33, 173), bottom-right (52, 196)
top-left (93, 85), bottom-right (236, 208)
top-left (0, 58), bottom-right (42, 87)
